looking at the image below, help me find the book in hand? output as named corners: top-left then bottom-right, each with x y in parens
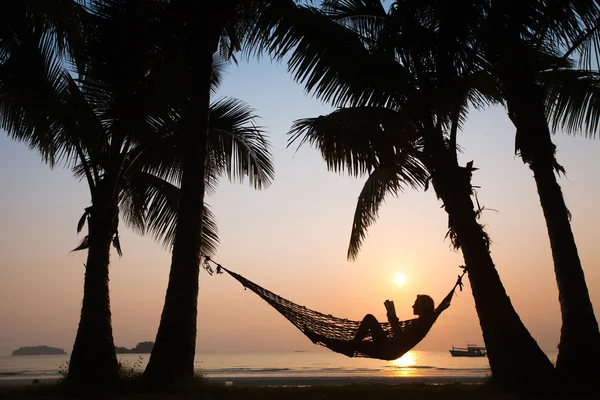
top-left (384, 299), bottom-right (398, 320)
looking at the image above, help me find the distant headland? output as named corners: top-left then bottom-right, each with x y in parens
top-left (12, 346), bottom-right (66, 356)
top-left (11, 342), bottom-right (154, 356)
top-left (115, 341), bottom-right (154, 354)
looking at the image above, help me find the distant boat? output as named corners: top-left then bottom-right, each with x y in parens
top-left (449, 343), bottom-right (487, 357)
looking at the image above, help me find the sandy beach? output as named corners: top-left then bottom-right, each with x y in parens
top-left (0, 375), bottom-right (487, 387)
top-left (204, 375), bottom-right (488, 386)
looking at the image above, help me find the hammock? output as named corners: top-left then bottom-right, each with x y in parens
top-left (209, 259), bottom-right (465, 361)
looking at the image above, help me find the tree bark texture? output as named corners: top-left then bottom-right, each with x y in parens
top-left (425, 128), bottom-right (555, 390)
top-left (68, 181), bottom-right (119, 386)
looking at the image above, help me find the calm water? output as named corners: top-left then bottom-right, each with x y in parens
top-left (0, 350), bottom-right (498, 381)
top-left (0, 350), bottom-right (560, 382)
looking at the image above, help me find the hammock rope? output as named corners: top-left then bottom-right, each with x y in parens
top-left (203, 255), bottom-right (466, 361)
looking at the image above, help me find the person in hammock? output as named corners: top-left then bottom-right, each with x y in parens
top-left (305, 294), bottom-right (436, 360)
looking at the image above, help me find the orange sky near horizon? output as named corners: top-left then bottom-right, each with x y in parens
top-left (1, 59), bottom-right (599, 357)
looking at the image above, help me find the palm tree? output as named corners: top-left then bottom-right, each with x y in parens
top-left (1, 0), bottom-right (85, 63)
top-left (1, 0), bottom-right (272, 385)
top-left (0, 0), bottom-right (86, 164)
top-left (1, 0), bottom-right (181, 384)
top-left (476, 1), bottom-right (600, 384)
top-left (266, 0), bottom-right (556, 389)
top-left (275, 0), bottom-right (600, 387)
top-left (143, 0), bottom-right (278, 383)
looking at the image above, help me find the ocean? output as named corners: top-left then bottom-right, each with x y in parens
top-left (0, 350), bottom-right (509, 383)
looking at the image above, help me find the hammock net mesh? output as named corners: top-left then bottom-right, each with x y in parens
top-left (216, 264), bottom-right (464, 360)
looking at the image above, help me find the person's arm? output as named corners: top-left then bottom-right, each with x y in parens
top-left (384, 300), bottom-right (401, 332)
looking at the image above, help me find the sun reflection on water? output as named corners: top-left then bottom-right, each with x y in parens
top-left (389, 351), bottom-right (418, 376)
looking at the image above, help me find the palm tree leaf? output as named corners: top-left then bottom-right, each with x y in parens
top-left (348, 163), bottom-right (408, 260)
top-left (200, 204), bottom-right (220, 257)
top-left (208, 97), bottom-right (274, 190)
top-left (246, 0), bottom-right (412, 108)
top-left (119, 175), bottom-right (147, 235)
top-left (127, 171), bottom-right (219, 255)
top-left (321, 0), bottom-right (387, 41)
top-left (112, 230), bottom-right (123, 257)
top-left (1, 0), bottom-right (87, 65)
top-left (128, 129), bottom-right (218, 197)
top-left (289, 106), bottom-right (422, 177)
top-left (211, 53), bottom-right (228, 95)
top-left (536, 1), bottom-right (600, 70)
top-left (76, 209), bottom-right (90, 234)
top-left (0, 30), bottom-right (75, 166)
top-left (72, 235), bottom-right (89, 252)
top-left (77, 0), bottom-right (176, 153)
top-left (288, 105), bottom-right (428, 261)
top-left (541, 68), bottom-right (600, 137)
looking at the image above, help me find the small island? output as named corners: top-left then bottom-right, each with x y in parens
top-left (12, 345), bottom-right (66, 356)
top-left (115, 341), bottom-right (154, 354)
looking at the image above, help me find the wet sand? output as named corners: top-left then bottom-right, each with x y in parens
top-left (0, 375), bottom-right (487, 387)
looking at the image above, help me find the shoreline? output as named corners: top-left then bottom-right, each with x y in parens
top-left (204, 375), bottom-right (488, 386)
top-left (0, 375), bottom-right (488, 387)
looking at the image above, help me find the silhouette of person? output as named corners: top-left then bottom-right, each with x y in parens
top-left (353, 294), bottom-right (435, 344)
top-left (304, 294), bottom-right (436, 360)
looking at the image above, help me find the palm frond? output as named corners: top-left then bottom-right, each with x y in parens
top-left (76, 208), bottom-right (91, 233)
top-left (128, 131), bottom-right (219, 197)
top-left (208, 97), bottom-right (274, 189)
top-left (289, 106), bottom-right (421, 177)
top-left (200, 204), bottom-right (220, 257)
top-left (288, 105), bottom-right (429, 261)
top-left (119, 174), bottom-right (147, 235)
top-left (1, 0), bottom-right (87, 64)
top-left (72, 235), bottom-right (89, 252)
top-left (539, 1), bottom-right (600, 70)
top-left (0, 30), bottom-right (75, 166)
top-left (321, 0), bottom-right (387, 42)
top-left (78, 0), bottom-right (173, 150)
top-left (211, 53), bottom-right (228, 95)
top-left (559, 17), bottom-right (600, 68)
top-left (347, 152), bottom-right (429, 260)
top-left (130, 135), bottom-right (183, 185)
top-left (245, 0), bottom-right (412, 108)
top-left (542, 68), bottom-right (600, 137)
top-left (127, 171), bottom-right (219, 254)
top-left (112, 229), bottom-right (123, 257)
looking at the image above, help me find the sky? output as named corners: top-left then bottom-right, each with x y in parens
top-left (0, 57), bottom-right (599, 357)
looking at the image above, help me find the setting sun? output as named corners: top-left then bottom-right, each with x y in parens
top-left (394, 273), bottom-right (407, 286)
top-left (390, 351), bottom-right (419, 377)
top-left (393, 351), bottom-right (417, 368)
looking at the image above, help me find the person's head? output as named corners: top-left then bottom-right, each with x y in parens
top-left (412, 295), bottom-right (435, 317)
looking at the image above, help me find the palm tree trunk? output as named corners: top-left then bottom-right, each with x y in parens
top-left (143, 80), bottom-right (209, 383)
top-left (143, 145), bottom-right (208, 382)
top-left (68, 184), bottom-right (119, 386)
top-left (425, 130), bottom-right (555, 390)
top-left (143, 37), bottom-right (211, 388)
top-left (487, 17), bottom-right (600, 385)
top-left (530, 159), bottom-right (600, 381)
top-left (143, 1), bottom-right (241, 385)
top-left (505, 81), bottom-right (600, 385)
